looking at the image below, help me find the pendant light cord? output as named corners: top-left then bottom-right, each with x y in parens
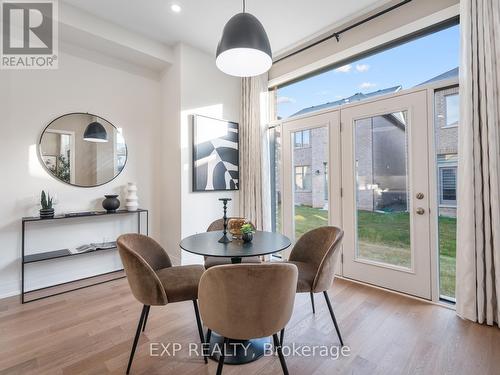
top-left (242, 0), bottom-right (246, 13)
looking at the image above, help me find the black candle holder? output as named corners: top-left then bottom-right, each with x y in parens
top-left (218, 198), bottom-right (232, 243)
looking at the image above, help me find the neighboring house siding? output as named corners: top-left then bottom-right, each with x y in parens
top-left (356, 117), bottom-right (375, 211)
top-left (435, 86), bottom-right (459, 218)
top-left (356, 114), bottom-right (408, 213)
top-left (435, 86), bottom-right (459, 154)
top-left (293, 131), bottom-right (312, 206)
top-left (293, 127), bottom-right (328, 208)
top-left (293, 115), bottom-right (409, 213)
top-left (281, 79), bottom-right (459, 219)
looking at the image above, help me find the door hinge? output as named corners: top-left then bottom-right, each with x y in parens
top-left (341, 253), bottom-right (344, 263)
top-left (340, 188), bottom-right (343, 197)
top-left (340, 122), bottom-right (343, 132)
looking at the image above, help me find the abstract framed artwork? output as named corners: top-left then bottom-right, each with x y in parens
top-left (192, 114), bottom-right (239, 191)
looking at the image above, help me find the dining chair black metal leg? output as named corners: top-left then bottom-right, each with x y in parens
top-left (323, 291), bottom-right (344, 346)
top-left (216, 337), bottom-right (229, 375)
top-left (127, 305), bottom-right (148, 374)
top-left (273, 333), bottom-right (289, 375)
top-left (192, 299), bottom-right (207, 363)
top-left (310, 292), bottom-right (316, 314)
top-left (206, 328), bottom-right (212, 343)
top-left (141, 305), bottom-right (150, 332)
top-left (204, 329), bottom-right (212, 362)
top-left (279, 328), bottom-right (285, 346)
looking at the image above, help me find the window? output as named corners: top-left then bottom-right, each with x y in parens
top-left (445, 94), bottom-right (459, 127)
top-left (275, 24), bottom-right (459, 120)
top-left (294, 130), bottom-right (310, 148)
top-left (439, 166), bottom-right (457, 205)
top-left (295, 166), bottom-right (311, 191)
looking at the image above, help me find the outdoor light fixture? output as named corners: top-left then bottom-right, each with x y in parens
top-left (83, 121), bottom-right (108, 142)
top-left (216, 0), bottom-right (272, 77)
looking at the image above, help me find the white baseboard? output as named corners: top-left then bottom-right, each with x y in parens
top-left (0, 288), bottom-right (20, 300)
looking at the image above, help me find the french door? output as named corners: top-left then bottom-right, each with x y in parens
top-left (281, 89), bottom-right (432, 299)
top-left (281, 111), bottom-right (342, 260)
top-left (341, 90), bottom-right (431, 299)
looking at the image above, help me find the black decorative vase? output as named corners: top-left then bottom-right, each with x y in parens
top-left (39, 208), bottom-right (54, 219)
top-left (242, 232), bottom-right (253, 243)
top-left (102, 195), bottom-right (120, 213)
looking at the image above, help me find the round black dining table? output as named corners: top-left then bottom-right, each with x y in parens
top-left (180, 230), bottom-right (291, 264)
top-left (179, 230), bottom-right (292, 365)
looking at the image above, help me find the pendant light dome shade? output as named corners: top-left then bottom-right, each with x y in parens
top-left (216, 12), bottom-right (272, 77)
top-left (83, 121), bottom-right (108, 143)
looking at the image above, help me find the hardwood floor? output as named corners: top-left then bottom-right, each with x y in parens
top-left (1, 278), bottom-right (499, 375)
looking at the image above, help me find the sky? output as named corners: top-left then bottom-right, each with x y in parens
top-left (277, 25), bottom-right (460, 119)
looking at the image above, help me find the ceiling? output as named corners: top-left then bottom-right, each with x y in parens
top-left (62, 0), bottom-right (388, 57)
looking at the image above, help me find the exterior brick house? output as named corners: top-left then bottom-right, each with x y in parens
top-left (355, 112), bottom-right (409, 213)
top-left (287, 68), bottom-right (458, 218)
top-left (433, 84), bottom-right (458, 217)
top-left (293, 127), bottom-right (328, 208)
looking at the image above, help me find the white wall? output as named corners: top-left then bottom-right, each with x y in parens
top-left (0, 49), bottom-right (162, 298)
top-left (159, 45), bottom-right (182, 265)
top-left (0, 41), bottom-right (241, 298)
top-left (160, 43), bottom-right (241, 265)
top-left (180, 45), bottom-right (240, 236)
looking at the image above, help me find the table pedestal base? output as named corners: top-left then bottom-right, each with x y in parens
top-left (209, 332), bottom-right (270, 365)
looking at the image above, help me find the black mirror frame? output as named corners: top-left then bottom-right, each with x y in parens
top-left (38, 112), bottom-right (128, 188)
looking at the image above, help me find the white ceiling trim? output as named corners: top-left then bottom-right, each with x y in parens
top-left (273, 0), bottom-right (392, 59)
top-left (59, 3), bottom-right (174, 71)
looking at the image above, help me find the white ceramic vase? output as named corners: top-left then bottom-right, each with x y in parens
top-left (125, 182), bottom-right (139, 211)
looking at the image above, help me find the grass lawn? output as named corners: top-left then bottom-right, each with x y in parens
top-left (294, 205), bottom-right (456, 298)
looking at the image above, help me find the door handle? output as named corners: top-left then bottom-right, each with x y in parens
top-left (416, 207), bottom-right (425, 215)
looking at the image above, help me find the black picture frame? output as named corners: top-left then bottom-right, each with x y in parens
top-left (192, 114), bottom-right (239, 192)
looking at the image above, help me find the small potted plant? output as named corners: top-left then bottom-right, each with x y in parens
top-left (39, 190), bottom-right (54, 218)
top-left (241, 223), bottom-right (254, 243)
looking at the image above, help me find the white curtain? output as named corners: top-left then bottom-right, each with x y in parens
top-left (239, 75), bottom-right (272, 231)
top-left (456, 0), bottom-right (500, 325)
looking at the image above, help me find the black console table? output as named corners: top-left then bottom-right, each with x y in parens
top-left (21, 209), bottom-right (148, 303)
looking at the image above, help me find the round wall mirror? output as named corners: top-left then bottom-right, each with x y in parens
top-left (39, 113), bottom-right (127, 187)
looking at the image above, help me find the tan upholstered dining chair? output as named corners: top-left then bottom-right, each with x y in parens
top-left (198, 263), bottom-right (298, 375)
top-left (284, 226), bottom-right (344, 346)
top-left (117, 234), bottom-right (206, 374)
top-left (204, 218), bottom-right (261, 269)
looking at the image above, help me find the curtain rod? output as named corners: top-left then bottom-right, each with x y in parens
top-left (273, 0), bottom-right (413, 64)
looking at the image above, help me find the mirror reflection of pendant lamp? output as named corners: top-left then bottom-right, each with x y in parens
top-left (83, 116), bottom-right (108, 143)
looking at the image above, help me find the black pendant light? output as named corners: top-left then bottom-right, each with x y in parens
top-left (83, 120), bottom-right (108, 143)
top-left (216, 0), bottom-right (272, 77)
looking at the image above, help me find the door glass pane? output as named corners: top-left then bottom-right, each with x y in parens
top-left (354, 111), bottom-right (411, 268)
top-left (435, 86), bottom-right (458, 300)
top-left (292, 127), bottom-right (329, 240)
